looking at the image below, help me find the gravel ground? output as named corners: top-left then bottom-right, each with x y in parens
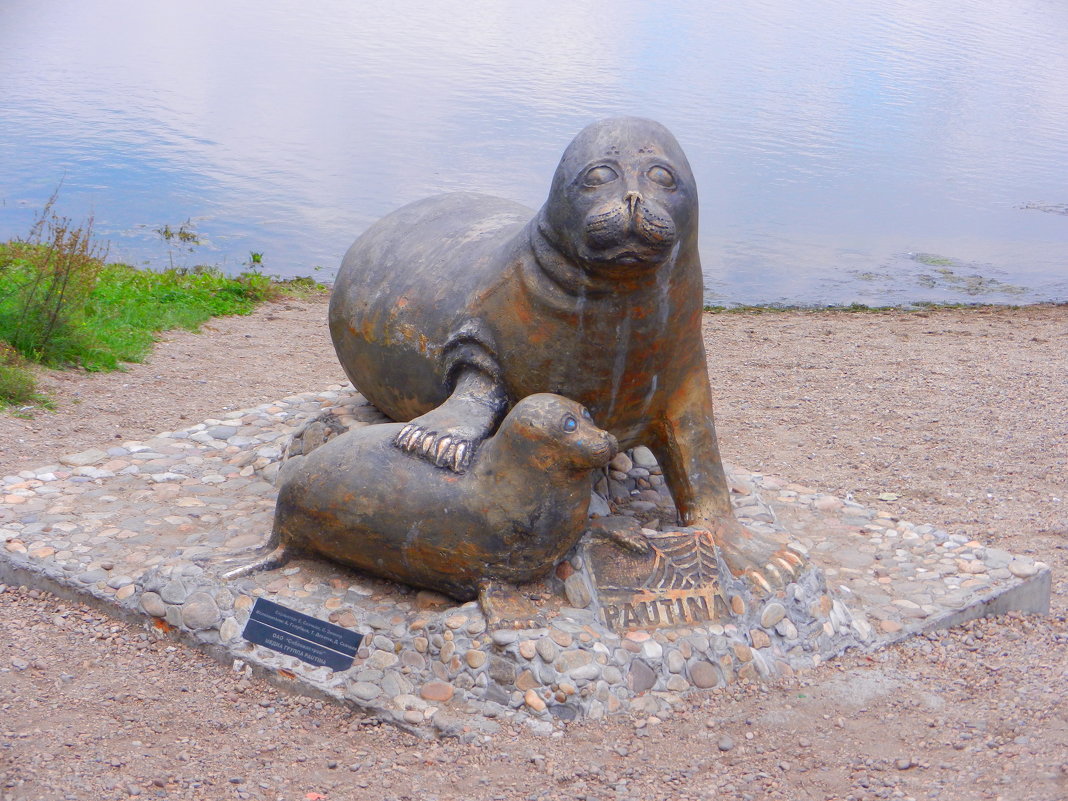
top-left (2, 296), bottom-right (1066, 801)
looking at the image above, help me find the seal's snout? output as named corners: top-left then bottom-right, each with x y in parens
top-left (583, 195), bottom-right (677, 264)
top-left (587, 430), bottom-right (618, 467)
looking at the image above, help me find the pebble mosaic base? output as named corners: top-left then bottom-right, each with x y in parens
top-left (0, 385), bottom-right (1051, 737)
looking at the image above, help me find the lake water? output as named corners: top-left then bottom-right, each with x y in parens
top-left (1, 0), bottom-right (1066, 307)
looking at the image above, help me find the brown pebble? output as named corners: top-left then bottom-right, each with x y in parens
top-left (749, 629), bottom-right (771, 649)
top-left (524, 689), bottom-right (546, 712)
top-left (549, 629), bottom-right (573, 647)
top-left (419, 681), bottom-right (454, 702)
top-left (515, 670), bottom-right (539, 691)
top-left (732, 644), bottom-right (753, 663)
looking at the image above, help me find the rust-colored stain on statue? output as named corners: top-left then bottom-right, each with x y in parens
top-left (329, 117), bottom-right (803, 590)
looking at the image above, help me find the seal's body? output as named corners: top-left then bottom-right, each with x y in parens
top-left (224, 394), bottom-right (616, 601)
top-left (329, 118), bottom-right (803, 587)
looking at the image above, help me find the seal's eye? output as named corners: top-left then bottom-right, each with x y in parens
top-left (563, 416), bottom-right (578, 432)
top-left (583, 165), bottom-right (618, 187)
top-left (647, 165), bottom-right (676, 188)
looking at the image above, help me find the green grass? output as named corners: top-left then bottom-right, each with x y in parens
top-left (0, 250), bottom-right (276, 372)
top-left (79, 263), bottom-right (276, 368)
top-left (0, 194), bottom-right (331, 409)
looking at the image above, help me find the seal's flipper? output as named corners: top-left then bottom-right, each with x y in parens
top-left (700, 517), bottom-right (807, 595)
top-left (478, 580), bottom-right (546, 630)
top-left (394, 365), bottom-right (508, 472)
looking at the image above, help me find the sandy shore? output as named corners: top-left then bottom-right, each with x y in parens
top-left (1, 297), bottom-right (1065, 800)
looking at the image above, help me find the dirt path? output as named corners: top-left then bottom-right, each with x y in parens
top-left (2, 297), bottom-right (1066, 801)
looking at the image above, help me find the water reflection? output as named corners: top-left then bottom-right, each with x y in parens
top-left (0, 0), bottom-right (1065, 305)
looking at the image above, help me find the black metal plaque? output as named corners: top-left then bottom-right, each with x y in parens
top-left (242, 597), bottom-right (362, 671)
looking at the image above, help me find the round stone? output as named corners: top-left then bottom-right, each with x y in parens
top-left (465, 650), bottom-right (486, 669)
top-left (775, 618), bottom-right (798, 639)
top-left (665, 675), bottom-right (689, 692)
top-left (549, 629), bottom-right (573, 648)
top-left (666, 650), bottom-right (685, 674)
top-left (689, 660), bottom-right (720, 689)
top-left (730, 595), bottom-right (746, 615)
top-left (536, 637), bottom-right (557, 663)
top-left (419, 681), bottom-right (454, 702)
top-left (181, 592), bottom-right (221, 630)
top-left (348, 682), bottom-right (381, 701)
top-left (491, 629), bottom-right (518, 646)
top-left (159, 579), bottom-right (188, 604)
top-left (760, 602), bottom-right (787, 628)
top-left (563, 574), bottom-right (592, 608)
top-left (1008, 558), bottom-right (1038, 578)
top-left (219, 617), bottom-right (241, 642)
top-left (515, 669), bottom-right (538, 691)
top-left (569, 663), bottom-right (601, 681)
top-left (556, 650), bottom-right (592, 674)
top-left (518, 640), bottom-right (537, 660)
top-left (631, 446), bottom-right (658, 469)
top-left (140, 592), bottom-right (166, 617)
top-left (732, 644), bottom-right (753, 662)
top-left (524, 689), bottom-right (546, 712)
top-left (367, 650), bottom-right (399, 670)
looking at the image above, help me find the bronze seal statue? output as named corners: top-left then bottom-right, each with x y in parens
top-left (329, 117), bottom-right (803, 590)
top-left (222, 394), bottom-right (620, 614)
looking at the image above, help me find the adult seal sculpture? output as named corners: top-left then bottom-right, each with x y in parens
top-left (221, 394), bottom-right (621, 617)
top-left (330, 117), bottom-right (803, 590)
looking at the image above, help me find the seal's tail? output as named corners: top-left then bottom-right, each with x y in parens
top-left (217, 542), bottom-right (293, 580)
top-left (207, 523), bottom-right (293, 580)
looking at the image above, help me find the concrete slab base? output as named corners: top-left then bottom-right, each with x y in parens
top-left (0, 386), bottom-right (1051, 737)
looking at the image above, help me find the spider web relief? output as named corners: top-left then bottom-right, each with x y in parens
top-left (586, 529), bottom-right (730, 632)
top-left (641, 529), bottom-right (722, 591)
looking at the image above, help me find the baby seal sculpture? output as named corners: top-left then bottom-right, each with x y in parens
top-left (329, 117), bottom-right (803, 590)
top-left (222, 394), bottom-right (618, 609)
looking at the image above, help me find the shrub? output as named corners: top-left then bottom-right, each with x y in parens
top-left (0, 191), bottom-right (107, 366)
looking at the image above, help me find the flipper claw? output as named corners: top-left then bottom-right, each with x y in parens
top-left (748, 570), bottom-right (773, 595)
top-left (395, 424), bottom-right (417, 449)
top-left (433, 436), bottom-right (453, 465)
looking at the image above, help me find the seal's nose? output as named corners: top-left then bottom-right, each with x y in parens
top-left (605, 432), bottom-right (619, 458)
top-left (624, 191), bottom-right (642, 215)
